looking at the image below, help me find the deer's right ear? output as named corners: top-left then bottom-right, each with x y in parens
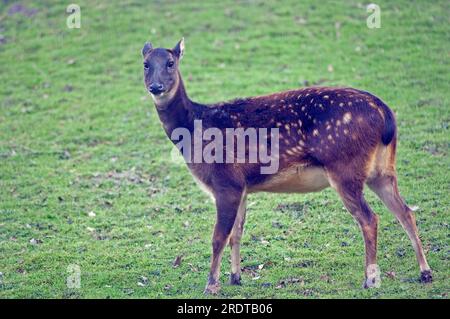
top-left (142, 42), bottom-right (153, 57)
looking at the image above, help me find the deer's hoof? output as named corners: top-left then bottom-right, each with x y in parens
top-left (363, 277), bottom-right (380, 289)
top-left (420, 270), bottom-right (433, 283)
top-left (204, 282), bottom-right (221, 295)
top-left (230, 273), bottom-right (242, 286)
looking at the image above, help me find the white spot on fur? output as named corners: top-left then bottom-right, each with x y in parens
top-left (343, 112), bottom-right (352, 124)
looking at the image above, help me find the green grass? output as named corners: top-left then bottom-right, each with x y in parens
top-left (0, 0), bottom-right (449, 299)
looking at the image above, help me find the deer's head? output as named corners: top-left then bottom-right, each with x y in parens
top-left (142, 38), bottom-right (184, 108)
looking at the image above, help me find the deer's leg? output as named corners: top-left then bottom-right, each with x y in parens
top-left (229, 194), bottom-right (247, 285)
top-left (204, 187), bottom-right (244, 295)
top-left (367, 174), bottom-right (432, 282)
top-left (330, 175), bottom-right (380, 288)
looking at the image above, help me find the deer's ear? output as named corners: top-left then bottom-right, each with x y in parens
top-left (142, 42), bottom-right (153, 57)
top-left (173, 38), bottom-right (185, 60)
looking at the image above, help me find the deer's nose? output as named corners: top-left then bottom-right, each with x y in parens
top-left (149, 83), bottom-right (164, 95)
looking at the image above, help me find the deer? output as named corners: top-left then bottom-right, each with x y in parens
top-left (141, 38), bottom-right (432, 294)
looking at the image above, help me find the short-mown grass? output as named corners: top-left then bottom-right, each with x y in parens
top-left (0, 0), bottom-right (448, 298)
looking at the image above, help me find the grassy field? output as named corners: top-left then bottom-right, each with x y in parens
top-left (0, 0), bottom-right (448, 299)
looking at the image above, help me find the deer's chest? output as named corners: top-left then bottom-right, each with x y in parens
top-left (188, 165), bottom-right (216, 201)
top-left (192, 174), bottom-right (215, 201)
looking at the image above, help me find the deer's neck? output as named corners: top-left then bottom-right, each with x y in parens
top-left (154, 76), bottom-right (196, 139)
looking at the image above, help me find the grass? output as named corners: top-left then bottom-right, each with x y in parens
top-left (0, 0), bottom-right (448, 299)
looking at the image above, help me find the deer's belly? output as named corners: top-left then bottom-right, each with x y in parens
top-left (249, 164), bottom-right (330, 193)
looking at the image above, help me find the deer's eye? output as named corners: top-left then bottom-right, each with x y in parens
top-left (143, 62), bottom-right (149, 70)
top-left (167, 60), bottom-right (175, 68)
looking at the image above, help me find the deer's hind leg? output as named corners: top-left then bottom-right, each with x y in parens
top-left (367, 173), bottom-right (432, 282)
top-left (328, 167), bottom-right (380, 288)
top-left (366, 141), bottom-right (432, 282)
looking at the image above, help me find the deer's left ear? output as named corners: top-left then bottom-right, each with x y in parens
top-left (173, 38), bottom-right (185, 60)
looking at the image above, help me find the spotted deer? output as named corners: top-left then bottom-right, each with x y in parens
top-left (142, 38), bottom-right (432, 294)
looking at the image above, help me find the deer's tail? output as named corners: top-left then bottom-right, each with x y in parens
top-left (363, 91), bottom-right (397, 146)
top-left (380, 102), bottom-right (396, 146)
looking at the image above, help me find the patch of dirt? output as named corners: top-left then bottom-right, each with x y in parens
top-left (242, 264), bottom-right (260, 279)
top-left (295, 260), bottom-right (315, 268)
top-left (77, 169), bottom-right (167, 200)
top-left (275, 277), bottom-right (305, 289)
top-left (422, 141), bottom-right (448, 156)
top-left (90, 169), bottom-right (159, 187)
top-left (172, 255), bottom-right (183, 268)
top-left (7, 3), bottom-right (38, 17)
top-left (275, 202), bottom-right (309, 220)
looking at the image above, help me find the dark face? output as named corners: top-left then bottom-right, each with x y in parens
top-left (142, 39), bottom-right (184, 102)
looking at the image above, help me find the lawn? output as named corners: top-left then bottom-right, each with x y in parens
top-left (0, 0), bottom-right (448, 298)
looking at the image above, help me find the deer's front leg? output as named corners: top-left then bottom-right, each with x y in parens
top-left (204, 188), bottom-right (244, 295)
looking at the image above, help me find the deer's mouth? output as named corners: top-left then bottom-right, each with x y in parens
top-left (150, 91), bottom-right (165, 97)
